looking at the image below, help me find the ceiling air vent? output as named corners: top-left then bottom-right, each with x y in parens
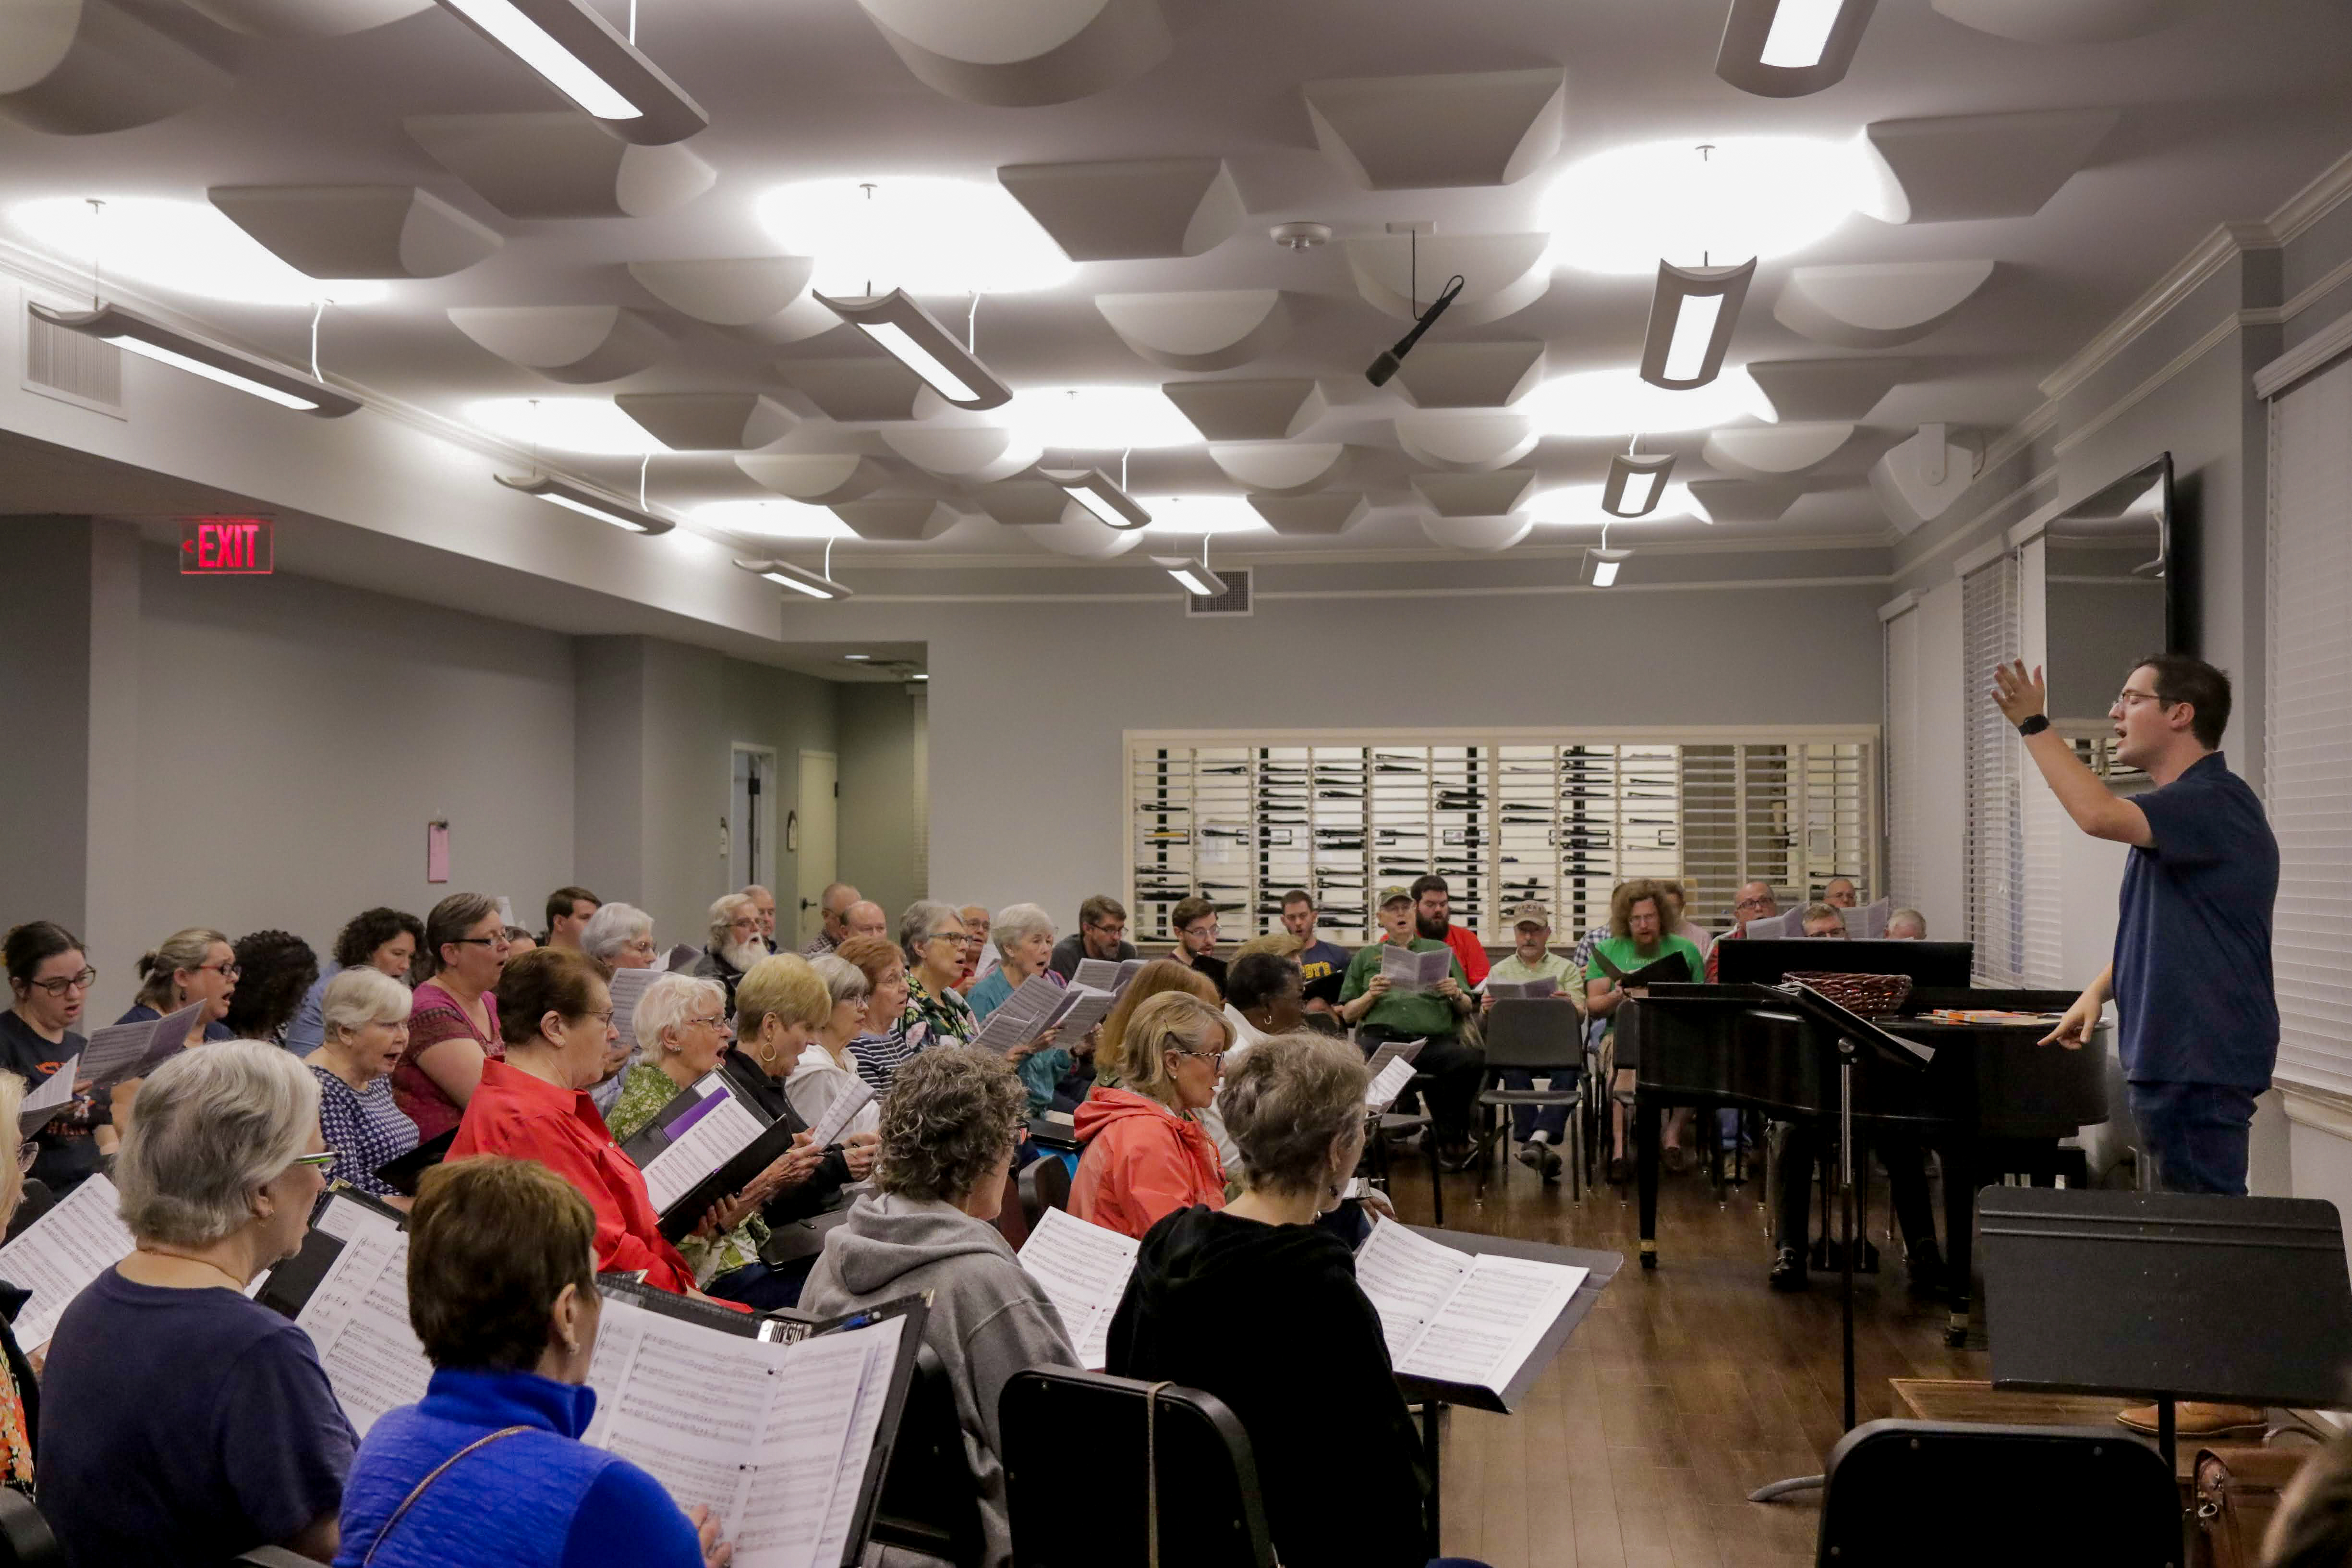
top-left (1185, 567), bottom-right (1252, 618)
top-left (24, 298), bottom-right (123, 416)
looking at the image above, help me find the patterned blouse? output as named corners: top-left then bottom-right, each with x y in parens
top-left (905, 975), bottom-right (975, 1049)
top-left (310, 1065), bottom-right (419, 1199)
top-left (392, 981), bottom-right (502, 1143)
top-left (605, 1061), bottom-right (768, 1285)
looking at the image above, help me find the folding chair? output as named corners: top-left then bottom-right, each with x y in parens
top-left (1017, 1155), bottom-right (1071, 1228)
top-left (1470, 999), bottom-right (1586, 1199)
top-left (870, 1343), bottom-right (990, 1567)
top-left (1001, 1368), bottom-right (1274, 1568)
top-left (0, 1495), bottom-right (56, 1568)
top-left (1816, 1420), bottom-right (2177, 1568)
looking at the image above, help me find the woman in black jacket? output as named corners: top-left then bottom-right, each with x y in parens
top-left (1105, 1032), bottom-right (1487, 1568)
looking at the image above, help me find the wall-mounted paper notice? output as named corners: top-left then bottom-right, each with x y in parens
top-left (426, 821), bottom-right (450, 884)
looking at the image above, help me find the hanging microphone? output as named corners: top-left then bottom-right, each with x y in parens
top-left (1366, 274), bottom-right (1466, 387)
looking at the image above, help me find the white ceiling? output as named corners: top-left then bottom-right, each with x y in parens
top-left (4, 0), bottom-right (2352, 573)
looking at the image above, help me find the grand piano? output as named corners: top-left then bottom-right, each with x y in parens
top-left (1621, 956), bottom-right (2108, 1346)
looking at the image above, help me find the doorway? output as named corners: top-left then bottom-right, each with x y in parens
top-left (730, 745), bottom-right (778, 902)
top-left (795, 749), bottom-right (838, 946)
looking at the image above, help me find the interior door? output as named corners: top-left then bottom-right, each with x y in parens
top-left (731, 745), bottom-right (778, 898)
top-left (795, 749), bottom-right (838, 945)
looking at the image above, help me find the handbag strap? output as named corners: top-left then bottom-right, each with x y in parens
top-left (361, 1425), bottom-right (531, 1568)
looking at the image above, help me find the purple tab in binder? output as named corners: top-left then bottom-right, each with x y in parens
top-left (662, 1089), bottom-right (725, 1141)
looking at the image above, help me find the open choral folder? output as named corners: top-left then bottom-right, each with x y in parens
top-left (1483, 976), bottom-right (1558, 1001)
top-left (609, 966), bottom-right (663, 1052)
top-left (257, 1189), bottom-right (431, 1436)
top-left (77, 1001), bottom-right (204, 1090)
top-left (619, 1072), bottom-right (802, 1242)
top-left (970, 975), bottom-right (1108, 1057)
top-left (1353, 1218), bottom-right (1586, 1398)
top-left (1070, 957), bottom-right (1150, 995)
top-left (1379, 945), bottom-right (1451, 994)
top-left (1016, 1207), bottom-right (1138, 1370)
top-left (0, 1173), bottom-right (134, 1347)
top-left (1363, 1037), bottom-right (1425, 1113)
top-left (17, 1057), bottom-right (80, 1131)
top-left (583, 1284), bottom-right (927, 1568)
top-left (1588, 947), bottom-right (1693, 989)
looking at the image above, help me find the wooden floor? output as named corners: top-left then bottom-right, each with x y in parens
top-left (1382, 1153), bottom-right (1983, 1568)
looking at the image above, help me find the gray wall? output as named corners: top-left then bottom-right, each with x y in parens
top-left (838, 684), bottom-right (924, 925)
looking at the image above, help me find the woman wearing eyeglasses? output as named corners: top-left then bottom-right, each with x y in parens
top-left (394, 894), bottom-right (509, 1143)
top-left (899, 901), bottom-right (980, 1049)
top-left (118, 927), bottom-right (240, 1046)
top-left (2, 922), bottom-right (110, 1193)
top-left (40, 1041), bottom-right (354, 1568)
top-left (1068, 992), bottom-right (1231, 1240)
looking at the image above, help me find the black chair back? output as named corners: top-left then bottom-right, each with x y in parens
top-left (0, 1492), bottom-right (57, 1568)
top-left (1817, 1420), bottom-right (2177, 1567)
top-left (1481, 998), bottom-right (1587, 1071)
top-left (868, 1342), bottom-right (989, 1567)
top-left (1017, 1156), bottom-right (1071, 1228)
top-left (230, 1550), bottom-right (328, 1567)
top-left (1001, 1368), bottom-right (1273, 1568)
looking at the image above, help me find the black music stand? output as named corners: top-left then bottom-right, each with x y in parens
top-left (1981, 1188), bottom-right (2352, 1473)
top-left (1746, 983), bottom-right (1934, 1505)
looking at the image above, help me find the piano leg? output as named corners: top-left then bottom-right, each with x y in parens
top-left (1942, 1141), bottom-right (1976, 1347)
top-left (1637, 1094), bottom-right (1661, 1269)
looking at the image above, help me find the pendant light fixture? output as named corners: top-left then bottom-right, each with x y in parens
top-left (1602, 446), bottom-right (1677, 518)
top-left (1716, 0), bottom-right (1879, 97)
top-left (431, 0), bottom-right (708, 144)
top-left (1043, 467), bottom-right (1152, 530)
top-left (1639, 256), bottom-right (1756, 391)
top-left (815, 288), bottom-right (1012, 410)
top-left (1584, 546), bottom-right (1631, 587)
top-left (735, 558), bottom-right (853, 599)
top-left (32, 302), bottom-right (361, 416)
top-left (496, 473), bottom-right (673, 534)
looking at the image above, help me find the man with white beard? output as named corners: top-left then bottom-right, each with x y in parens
top-left (692, 892), bottom-right (769, 1017)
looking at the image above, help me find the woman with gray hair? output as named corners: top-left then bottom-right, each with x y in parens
top-left (40, 1040), bottom-right (354, 1568)
top-left (965, 902), bottom-right (1076, 1114)
top-left (581, 902), bottom-right (658, 970)
top-left (1105, 1033), bottom-right (1434, 1568)
top-left (899, 899), bottom-right (979, 1049)
top-left (308, 967), bottom-right (419, 1205)
top-left (801, 1047), bottom-right (1079, 1567)
top-left (692, 893), bottom-right (765, 1016)
top-left (789, 956), bottom-right (879, 1141)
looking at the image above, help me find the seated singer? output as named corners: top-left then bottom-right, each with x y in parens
top-left (1584, 879), bottom-right (1705, 1182)
top-left (1337, 887), bottom-right (1480, 1167)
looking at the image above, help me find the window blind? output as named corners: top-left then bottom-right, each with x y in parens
top-left (1962, 552), bottom-right (2025, 985)
top-left (1883, 607), bottom-right (1922, 910)
top-left (2268, 357), bottom-right (2352, 1094)
top-left (1126, 729), bottom-right (1879, 943)
top-left (2017, 539), bottom-right (2065, 988)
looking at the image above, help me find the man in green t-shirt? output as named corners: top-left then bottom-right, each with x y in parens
top-left (1584, 879), bottom-right (1706, 1183)
top-left (1480, 900), bottom-right (1582, 1181)
top-left (1338, 886), bottom-right (1480, 1164)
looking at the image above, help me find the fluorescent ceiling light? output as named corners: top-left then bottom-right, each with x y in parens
top-left (32, 302), bottom-right (359, 416)
top-left (1151, 556), bottom-right (1228, 598)
top-left (1523, 366), bottom-right (1774, 438)
top-left (734, 558), bottom-right (851, 600)
top-left (1602, 454), bottom-right (1679, 518)
top-left (496, 473), bottom-right (673, 534)
top-left (1640, 259), bottom-right (1756, 391)
top-left (431, 0), bottom-right (707, 143)
top-left (466, 397), bottom-right (666, 456)
top-left (814, 289), bottom-right (1011, 411)
top-left (1541, 137), bottom-right (1895, 277)
top-left (909, 672), bottom-right (929, 681)
top-left (11, 197), bottom-right (388, 307)
top-left (691, 500), bottom-right (853, 540)
top-left (1137, 496), bottom-right (1269, 535)
top-left (1719, 0), bottom-right (1879, 96)
top-left (843, 653), bottom-right (872, 661)
top-left (1001, 386), bottom-right (1200, 452)
top-left (756, 179), bottom-right (1075, 296)
top-left (1585, 547), bottom-right (1632, 587)
top-left (1043, 468), bottom-right (1152, 530)
top-left (1531, 481), bottom-right (1710, 528)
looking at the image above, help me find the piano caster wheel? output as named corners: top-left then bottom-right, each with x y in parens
top-left (1639, 1242), bottom-right (1658, 1271)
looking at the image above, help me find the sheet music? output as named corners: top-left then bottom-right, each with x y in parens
top-left (1366, 1056), bottom-right (1418, 1112)
top-left (733, 1329), bottom-right (876, 1568)
top-left (1352, 1219), bottom-right (1586, 1394)
top-left (806, 1077), bottom-right (875, 1149)
top-left (638, 1078), bottom-right (770, 1214)
top-left (969, 974), bottom-right (1066, 1057)
top-left (294, 1199), bottom-right (431, 1436)
top-left (584, 1294), bottom-right (789, 1523)
top-left (1485, 977), bottom-right (1558, 1000)
top-left (19, 1054), bottom-right (79, 1130)
top-left (1116, 958), bottom-right (1148, 991)
top-left (808, 1316), bottom-right (906, 1568)
top-left (1857, 898), bottom-right (1892, 940)
top-left (1044, 985), bottom-right (1115, 1045)
top-left (79, 1001), bottom-right (204, 1089)
top-left (1362, 1036), bottom-right (1424, 1080)
top-left (0, 1174), bottom-right (133, 1347)
top-left (610, 968), bottom-right (662, 1052)
top-left (1017, 1207), bottom-right (1140, 1370)
top-left (1070, 959), bottom-right (1123, 992)
top-left (1379, 945), bottom-right (1450, 994)
top-left (666, 944), bottom-right (703, 973)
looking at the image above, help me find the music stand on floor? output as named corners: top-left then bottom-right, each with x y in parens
top-left (1980, 1187), bottom-right (2352, 1473)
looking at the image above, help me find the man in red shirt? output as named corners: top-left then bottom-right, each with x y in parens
top-left (1705, 880), bottom-right (1780, 982)
top-left (1402, 875), bottom-right (1490, 988)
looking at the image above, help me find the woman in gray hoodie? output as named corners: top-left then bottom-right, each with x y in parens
top-left (800, 1045), bottom-right (1079, 1567)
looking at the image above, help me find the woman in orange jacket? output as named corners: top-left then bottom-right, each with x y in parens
top-left (1069, 992), bottom-right (1231, 1238)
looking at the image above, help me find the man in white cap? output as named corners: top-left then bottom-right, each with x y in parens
top-left (1481, 900), bottom-right (1581, 1183)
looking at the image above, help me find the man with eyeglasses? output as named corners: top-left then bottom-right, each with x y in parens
top-left (800, 882), bottom-right (862, 958)
top-left (1704, 881), bottom-right (1781, 982)
top-left (1164, 897), bottom-right (1228, 998)
top-left (1048, 895), bottom-right (1138, 982)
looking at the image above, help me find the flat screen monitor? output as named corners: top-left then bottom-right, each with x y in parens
top-left (1714, 938), bottom-right (1974, 991)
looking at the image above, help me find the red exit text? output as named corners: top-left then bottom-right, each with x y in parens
top-left (180, 516), bottom-right (274, 575)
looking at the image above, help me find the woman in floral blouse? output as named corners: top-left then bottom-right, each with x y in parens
top-left (899, 901), bottom-right (979, 1049)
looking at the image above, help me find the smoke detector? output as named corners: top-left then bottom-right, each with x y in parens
top-left (1270, 222), bottom-right (1332, 251)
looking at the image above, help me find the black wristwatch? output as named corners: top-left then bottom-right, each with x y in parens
top-left (2016, 714), bottom-right (2051, 737)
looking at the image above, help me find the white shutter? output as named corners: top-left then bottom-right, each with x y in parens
top-left (1884, 607), bottom-right (1922, 909)
top-left (2267, 357), bottom-right (2352, 1094)
top-left (2017, 539), bottom-right (2065, 987)
top-left (1963, 552), bottom-right (2025, 984)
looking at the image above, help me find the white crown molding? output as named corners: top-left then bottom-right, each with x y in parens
top-left (2267, 147), bottom-right (2352, 247)
top-left (2254, 304), bottom-right (2352, 400)
top-left (1952, 535), bottom-right (2011, 576)
top-left (1877, 590), bottom-right (1918, 622)
top-left (2050, 308), bottom-right (2243, 458)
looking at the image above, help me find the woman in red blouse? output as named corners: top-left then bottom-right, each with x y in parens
top-left (449, 947), bottom-right (702, 1295)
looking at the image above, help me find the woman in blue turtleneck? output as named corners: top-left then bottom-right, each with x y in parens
top-left (333, 1158), bottom-right (730, 1568)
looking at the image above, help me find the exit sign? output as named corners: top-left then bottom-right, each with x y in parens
top-left (181, 516), bottom-right (273, 575)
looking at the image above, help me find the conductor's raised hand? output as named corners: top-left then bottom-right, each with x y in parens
top-left (2041, 986), bottom-right (2101, 1050)
top-left (687, 1505), bottom-right (734, 1568)
top-left (1990, 660), bottom-right (2048, 727)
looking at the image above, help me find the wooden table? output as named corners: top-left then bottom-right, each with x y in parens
top-left (1890, 1378), bottom-right (2191, 1479)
